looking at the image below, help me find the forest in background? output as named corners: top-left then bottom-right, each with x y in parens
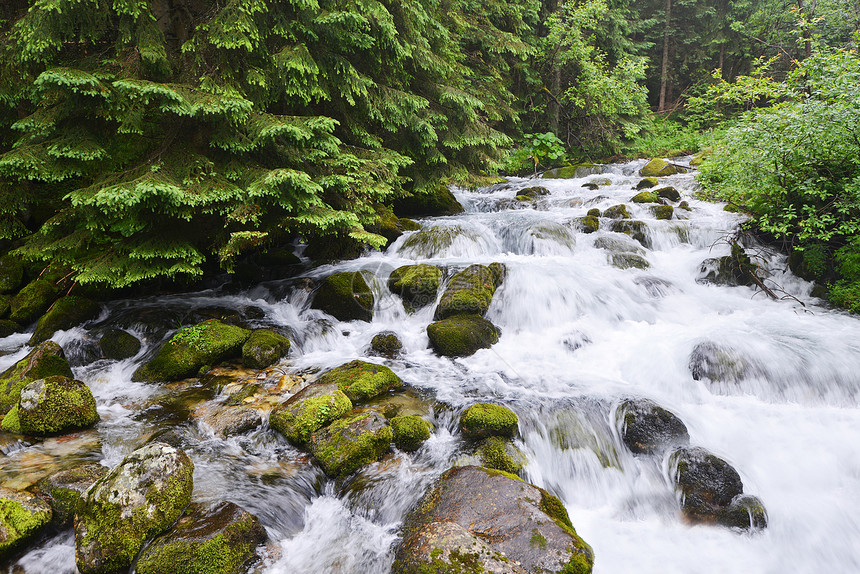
top-left (1, 0), bottom-right (859, 308)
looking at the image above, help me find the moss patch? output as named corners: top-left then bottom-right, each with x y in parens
top-left (29, 296), bottom-right (100, 345)
top-left (631, 192), bottom-right (659, 203)
top-left (316, 360), bottom-right (403, 402)
top-left (478, 437), bottom-right (525, 474)
top-left (460, 403), bottom-right (518, 440)
top-left (391, 415), bottom-right (432, 452)
top-left (636, 177), bottom-right (658, 190)
top-left (0, 488), bottom-right (52, 559)
top-left (309, 410), bottom-right (393, 477)
top-left (388, 265), bottom-right (441, 311)
top-left (242, 329), bottom-right (290, 369)
top-left (426, 315), bottom-right (500, 357)
top-left (0, 341), bottom-right (73, 414)
top-left (9, 279), bottom-right (59, 325)
top-left (311, 271), bottom-right (374, 322)
top-left (640, 158), bottom-right (684, 177)
top-left (132, 320), bottom-right (251, 382)
top-left (15, 375), bottom-right (99, 436)
top-left (603, 204), bottom-right (631, 219)
top-left (269, 383), bottom-right (353, 445)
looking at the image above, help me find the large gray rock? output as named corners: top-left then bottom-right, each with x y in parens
top-left (618, 398), bottom-right (689, 455)
top-left (393, 466), bottom-right (594, 574)
top-left (136, 501), bottom-right (267, 574)
top-left (74, 443), bottom-right (195, 574)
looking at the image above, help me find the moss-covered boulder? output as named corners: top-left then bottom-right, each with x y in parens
top-left (29, 296), bottom-right (100, 345)
top-left (653, 205), bottom-right (674, 220)
top-left (581, 182), bottom-right (599, 191)
top-left (75, 443), bottom-right (195, 574)
top-left (269, 382), bottom-right (353, 445)
top-left (370, 331), bottom-right (402, 358)
top-left (618, 399), bottom-right (689, 455)
top-left (9, 279), bottom-right (59, 325)
top-left (136, 501), bottom-right (267, 574)
top-left (609, 220), bottom-right (650, 248)
top-left (99, 329), bottom-right (141, 360)
top-left (434, 264), bottom-right (503, 320)
top-left (631, 191), bottom-right (659, 203)
top-left (132, 320), bottom-right (251, 382)
top-left (0, 487), bottom-right (52, 559)
top-left (477, 436), bottom-right (527, 474)
top-left (697, 244), bottom-right (756, 287)
top-left (0, 341), bottom-right (73, 414)
top-left (392, 466), bottom-right (593, 574)
top-left (0, 319), bottom-right (19, 338)
top-left (393, 184), bottom-right (465, 217)
top-left (542, 163), bottom-right (602, 179)
top-left (603, 204), bottom-right (631, 219)
top-left (636, 177), bottom-right (659, 190)
top-left (587, 208), bottom-right (601, 218)
top-left (391, 415), bottom-right (432, 452)
top-left (10, 375), bottom-right (99, 436)
top-left (519, 186), bottom-right (550, 198)
top-left (610, 253), bottom-right (650, 270)
top-left (0, 255), bottom-right (24, 294)
top-left (678, 201), bottom-right (691, 211)
top-left (315, 360), bottom-right (403, 402)
top-left (388, 265), bottom-right (441, 311)
top-left (639, 158), bottom-right (685, 177)
top-left (671, 447), bottom-right (766, 530)
top-left (241, 329), bottom-right (290, 369)
top-left (688, 341), bottom-right (757, 384)
top-left (719, 494), bottom-right (768, 530)
top-left (310, 271), bottom-right (374, 322)
top-left (35, 464), bottom-right (108, 526)
top-left (309, 410), bottom-right (393, 477)
top-left (576, 215), bottom-right (600, 234)
top-left (426, 315), bottom-right (500, 357)
top-left (654, 186), bottom-right (681, 201)
top-left (460, 403), bottom-right (518, 440)
top-left (368, 205), bottom-right (407, 246)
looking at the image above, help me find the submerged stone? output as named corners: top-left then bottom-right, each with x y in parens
top-left (75, 443), bottom-right (195, 574)
top-left (132, 319), bottom-right (251, 382)
top-left (29, 296), bottom-right (100, 345)
top-left (434, 264), bottom-right (504, 320)
top-left (460, 403), bottom-right (519, 440)
top-left (610, 220), bottom-right (650, 248)
top-left (610, 253), bottom-right (650, 270)
top-left (519, 186), bottom-right (550, 198)
top-left (13, 375), bottom-right (99, 436)
top-left (426, 315), bottom-right (500, 357)
top-left (618, 398), bottom-right (689, 455)
top-left (315, 360), bottom-right (403, 402)
top-left (309, 410), bottom-right (393, 477)
top-left (99, 328), bottom-right (141, 360)
top-left (135, 501), bottom-right (267, 574)
top-left (9, 279), bottom-right (58, 325)
top-left (311, 271), bottom-right (374, 322)
top-left (0, 341), bottom-right (73, 414)
top-left (697, 244), bottom-right (756, 287)
top-left (0, 487), bottom-right (52, 559)
top-left (577, 215), bottom-right (600, 234)
top-left (653, 205), bottom-right (674, 220)
top-left (391, 415), bottom-right (432, 452)
top-left (242, 329), bottom-right (290, 369)
top-left (688, 341), bottom-right (757, 384)
top-left (388, 265), bottom-right (441, 311)
top-left (393, 466), bottom-right (594, 574)
top-left (269, 382), bottom-right (353, 445)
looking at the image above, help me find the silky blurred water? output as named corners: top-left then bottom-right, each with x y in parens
top-left (4, 158), bottom-right (860, 573)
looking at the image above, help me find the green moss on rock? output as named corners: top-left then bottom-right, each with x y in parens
top-left (242, 329), bottom-right (290, 369)
top-left (1, 404), bottom-right (21, 433)
top-left (136, 501), bottom-right (267, 574)
top-left (586, 208), bottom-right (601, 218)
top-left (370, 331), bottom-right (403, 358)
top-left (478, 437), bottom-right (526, 474)
top-left (435, 264), bottom-right (503, 320)
top-left (603, 204), bottom-right (631, 220)
top-left (610, 253), bottom-right (650, 270)
top-left (269, 382), bottom-right (353, 445)
top-left (9, 279), bottom-right (59, 325)
top-left (577, 216), bottom-right (599, 234)
top-left (654, 186), bottom-right (681, 201)
top-left (636, 177), bottom-right (658, 190)
top-left (309, 410), bottom-right (393, 477)
top-left (609, 220), bottom-right (650, 248)
top-left (0, 341), bottom-right (73, 414)
top-left (391, 415), bottom-right (432, 452)
top-left (35, 464), bottom-right (108, 526)
top-left (639, 158), bottom-right (685, 177)
top-left (75, 443), bottom-right (195, 574)
top-left (653, 205), bottom-right (674, 220)
top-left (0, 319), bottom-right (19, 338)
top-left (132, 320), bottom-right (251, 382)
top-left (0, 487), bottom-right (52, 559)
top-left (29, 296), bottom-right (100, 345)
top-left (100, 329), bottom-right (141, 360)
top-left (316, 360), bottom-right (403, 402)
top-left (460, 403), bottom-right (518, 440)
top-left (311, 271), bottom-right (374, 322)
top-left (426, 315), bottom-right (500, 357)
top-left (542, 164), bottom-right (602, 179)
top-left (631, 192), bottom-right (659, 203)
top-left (389, 265), bottom-right (442, 311)
top-left (14, 375), bottom-right (99, 436)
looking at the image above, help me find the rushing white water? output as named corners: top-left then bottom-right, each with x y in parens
top-left (4, 157), bottom-right (860, 573)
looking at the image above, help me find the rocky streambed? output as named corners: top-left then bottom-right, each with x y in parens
top-left (2, 157), bottom-right (860, 573)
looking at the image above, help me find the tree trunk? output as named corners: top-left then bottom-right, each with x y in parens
top-left (658, 0), bottom-right (672, 112)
